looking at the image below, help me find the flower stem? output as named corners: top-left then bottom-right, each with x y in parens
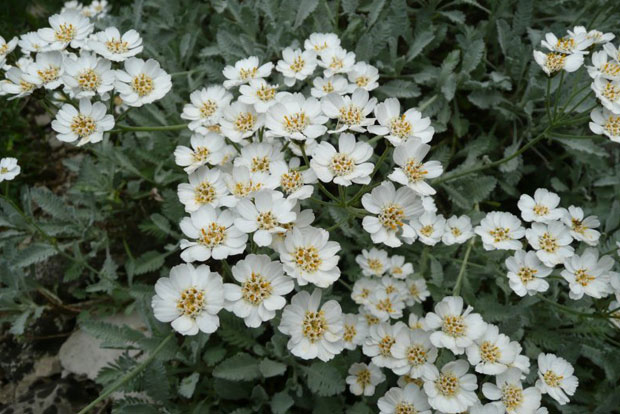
top-left (109, 123), bottom-right (188, 133)
top-left (453, 236), bottom-right (475, 296)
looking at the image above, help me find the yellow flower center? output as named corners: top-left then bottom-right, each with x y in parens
top-left (198, 222), bottom-right (227, 247)
top-left (356, 76), bottom-right (369, 87)
top-left (356, 369), bottom-right (371, 387)
top-left (450, 227), bottom-right (462, 237)
top-left (329, 153), bottom-right (355, 176)
top-left (379, 204), bottom-right (405, 231)
top-left (343, 324), bottom-right (357, 342)
top-left (283, 112), bottom-right (309, 133)
top-left (409, 284), bottom-right (419, 298)
top-left (395, 402), bottom-right (417, 414)
top-left (77, 69), bottom-right (101, 91)
top-left (290, 55), bottom-right (305, 72)
top-left (302, 310), bottom-right (326, 343)
top-left (367, 259), bottom-right (383, 274)
top-left (239, 66), bottom-right (258, 80)
top-left (601, 61), bottom-right (620, 77)
top-left (193, 146), bottom-right (210, 163)
top-left (20, 80), bottom-right (36, 92)
top-left (480, 341), bottom-right (501, 363)
top-left (256, 211), bottom-right (277, 230)
top-left (489, 227), bottom-right (510, 243)
top-left (251, 156), bottom-right (270, 173)
top-left (604, 115), bottom-right (620, 136)
top-left (539, 232), bottom-right (558, 253)
top-left (575, 268), bottom-right (595, 286)
top-left (392, 266), bottom-right (403, 275)
top-left (0, 44), bottom-right (7, 55)
top-left (556, 37), bottom-right (576, 52)
top-left (294, 246), bottom-right (322, 273)
top-left (194, 181), bottom-right (216, 204)
top-left (37, 66), bottom-right (60, 84)
top-left (232, 181), bottom-right (259, 197)
top-left (376, 298), bottom-right (395, 314)
top-left (55, 23), bottom-right (76, 43)
top-left (280, 170), bottom-right (302, 194)
top-left (517, 267), bottom-right (537, 283)
top-left (200, 100), bottom-right (218, 118)
top-left (241, 272), bottom-right (272, 305)
top-left (543, 370), bottom-right (564, 387)
top-left (70, 114), bottom-right (96, 137)
top-left (329, 57), bottom-right (344, 71)
top-left (338, 105), bottom-right (362, 125)
top-left (406, 344), bottom-right (428, 366)
top-left (602, 81), bottom-right (620, 102)
top-left (322, 81), bottom-right (334, 93)
top-left (177, 287), bottom-right (205, 318)
top-left (234, 112), bottom-right (256, 133)
top-left (442, 315), bottom-right (465, 337)
top-left (256, 84), bottom-right (276, 101)
top-left (544, 52), bottom-right (567, 73)
top-left (313, 42), bottom-right (328, 51)
top-left (401, 376), bottom-right (424, 387)
top-left (0, 167), bottom-right (8, 174)
top-left (502, 384), bottom-right (524, 410)
top-left (132, 73), bottom-right (154, 97)
top-left (435, 373), bottom-right (459, 396)
top-left (365, 313), bottom-right (380, 326)
top-left (378, 335), bottom-right (396, 356)
top-left (404, 159), bottom-right (427, 183)
top-left (105, 39), bottom-right (129, 54)
top-left (419, 225), bottom-right (434, 237)
top-left (390, 115), bottom-right (413, 138)
top-left (533, 204), bottom-right (549, 216)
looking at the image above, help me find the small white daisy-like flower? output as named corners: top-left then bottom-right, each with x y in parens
top-left (388, 255), bottom-right (414, 279)
top-left (222, 56), bottom-right (273, 89)
top-left (475, 211), bottom-right (525, 251)
top-left (377, 275), bottom-right (408, 297)
top-left (466, 324), bottom-right (521, 375)
top-left (541, 31), bottom-right (592, 54)
top-left (265, 92), bottom-right (327, 141)
top-left (0, 36), bottom-right (17, 66)
top-left (219, 101), bottom-right (263, 142)
top-left (388, 140), bottom-right (442, 195)
top-left (591, 77), bottom-right (620, 114)
top-left (517, 188), bottom-right (563, 223)
top-left (89, 27), bottom-right (143, 61)
top-left (363, 321), bottom-right (408, 369)
top-left (87, 0), bottom-right (109, 18)
top-left (234, 142), bottom-right (284, 174)
top-left (37, 10), bottom-right (93, 50)
top-left (587, 50), bottom-right (620, 81)
top-left (603, 42), bottom-right (620, 63)
top-left (181, 86), bottom-right (232, 130)
top-left (269, 205), bottom-right (315, 251)
top-left (321, 88), bottom-right (377, 133)
top-left (223, 166), bottom-right (277, 207)
top-left (561, 248), bottom-right (613, 300)
top-left (589, 107), bottom-right (620, 143)
top-left (18, 32), bottom-right (49, 54)
top-left (423, 359), bottom-right (479, 414)
top-left (411, 211), bottom-right (446, 246)
top-left (533, 50), bottom-right (583, 75)
top-left (0, 158), bottom-right (20, 182)
top-left (234, 190), bottom-right (296, 247)
top-left (1, 67), bottom-right (36, 99)
top-left (535, 353), bottom-right (578, 405)
top-left (310, 132), bottom-right (374, 186)
top-left (177, 166), bottom-right (229, 212)
top-left (391, 328), bottom-right (438, 378)
top-left (352, 277), bottom-right (378, 306)
top-left (360, 307), bottom-right (382, 330)
top-left (24, 51), bottom-right (64, 89)
top-left (279, 226), bottom-right (341, 288)
top-left (278, 289), bottom-right (344, 362)
top-left (114, 58), bottom-right (172, 107)
top-left (368, 98), bottom-right (435, 146)
top-left (304, 32), bottom-right (341, 54)
top-left (572, 26), bottom-right (614, 45)
top-left (270, 158), bottom-right (317, 201)
top-left (561, 205), bottom-right (601, 246)
top-left (310, 75), bottom-right (349, 98)
top-left (318, 46), bottom-right (356, 77)
top-left (505, 250), bottom-right (552, 297)
top-left (51, 98), bottom-right (114, 146)
top-left (469, 403), bottom-right (503, 414)
top-left (378, 384), bottom-right (432, 414)
top-left (425, 296), bottom-right (486, 355)
top-left (361, 181), bottom-right (423, 247)
top-left (276, 47), bottom-right (317, 86)
top-left (405, 278), bottom-right (430, 306)
top-left (525, 221), bottom-right (574, 267)
top-left (356, 248), bottom-right (390, 277)
top-left (342, 313), bottom-right (367, 350)
top-left (347, 61), bottom-right (379, 92)
top-left (408, 313), bottom-right (426, 330)
top-left (238, 79), bottom-right (280, 113)
top-left (223, 254), bottom-right (294, 328)
top-left (62, 52), bottom-right (114, 98)
top-left (482, 368), bottom-right (542, 414)
top-left (174, 132), bottom-right (227, 174)
top-left (442, 215), bottom-right (474, 245)
top-left (179, 205), bottom-right (248, 262)
top-left (367, 290), bottom-right (406, 321)
top-left (346, 362), bottom-right (385, 396)
top-left (151, 263), bottom-right (224, 335)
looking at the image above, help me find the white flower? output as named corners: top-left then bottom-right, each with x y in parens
top-left (591, 77), bottom-right (620, 114)
top-left (181, 86), bottom-right (232, 130)
top-left (361, 181), bottom-right (423, 247)
top-left (589, 107), bottom-right (620, 143)
top-left (0, 158), bottom-right (20, 182)
top-left (378, 384), bottom-right (432, 414)
top-left (89, 27), bottom-right (143, 61)
top-left (311, 75), bottom-right (349, 98)
top-left (408, 313), bottom-right (426, 330)
top-left (572, 26), bottom-right (614, 45)
top-left (608, 298), bottom-right (620, 329)
top-left (114, 58), bottom-right (172, 107)
top-left (220, 101), bottom-right (263, 142)
top-left (264, 92), bottom-right (327, 140)
top-left (179, 205), bottom-right (248, 262)
top-left (347, 62), bottom-right (379, 92)
top-left (1, 67), bottom-right (36, 99)
top-left (304, 32), bottom-right (341, 54)
top-left (269, 204), bottom-right (315, 251)
top-left (475, 211), bottom-right (525, 251)
top-left (321, 88), bottom-right (377, 133)
top-left (276, 47), bottom-right (317, 86)
top-left (561, 248), bottom-right (613, 300)
top-left (87, 0), bottom-right (109, 18)
top-left (505, 250), bottom-right (552, 297)
top-left (174, 132), bottom-right (227, 174)
top-left (533, 50), bottom-right (583, 75)
top-left (352, 277), bottom-right (378, 306)
top-left (405, 278), bottom-right (430, 306)
top-left (482, 368), bottom-right (542, 414)
top-left (310, 133), bottom-right (373, 185)
top-left (234, 142), bottom-right (284, 174)
top-left (177, 166), bottom-right (229, 212)
top-left (0, 36), bottom-right (17, 67)
top-left (62, 52), bottom-right (114, 98)
top-left (271, 159), bottom-right (316, 200)
top-left (346, 362), bottom-right (385, 396)
top-left (278, 289), bottom-right (343, 361)
top-left (37, 10), bottom-right (93, 50)
top-left (423, 359), bottom-right (479, 414)
top-left (541, 31), bottom-right (592, 54)
top-left (391, 328), bottom-right (438, 378)
top-left (238, 79), bottom-right (280, 113)
top-left (222, 56), bottom-right (273, 88)
top-left (17, 32), bottom-right (49, 54)
top-left (342, 313), bottom-right (367, 350)
top-left (223, 254), bottom-right (294, 328)
top-left (367, 290), bottom-right (406, 321)
top-left (318, 46), bottom-right (356, 77)
top-left (279, 226), bottom-right (341, 288)
top-left (388, 140), bottom-right (443, 195)
top-left (151, 263), bottom-right (224, 335)
top-left (388, 255), bottom-right (414, 279)
top-left (377, 276), bottom-right (408, 297)
top-left (587, 50), bottom-right (620, 81)
top-left (535, 353), bottom-right (578, 405)
top-left (517, 188), bottom-right (563, 223)
top-left (51, 98), bottom-right (114, 146)
top-left (363, 321), bottom-right (408, 368)
top-left (561, 206), bottom-right (602, 246)
top-left (443, 215), bottom-right (474, 245)
top-left (368, 98), bottom-right (435, 146)
top-left (24, 51), bottom-right (64, 89)
top-left (223, 166), bottom-right (277, 206)
top-left (356, 248), bottom-right (390, 277)
top-left (466, 324), bottom-right (521, 375)
top-left (425, 296), bottom-right (486, 355)
top-left (469, 403), bottom-right (504, 414)
top-left (411, 212), bottom-right (446, 246)
top-left (234, 190), bottom-right (296, 246)
top-left (525, 222), bottom-right (574, 267)
top-left (603, 42), bottom-right (620, 63)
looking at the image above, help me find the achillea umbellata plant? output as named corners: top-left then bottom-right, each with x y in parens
top-left (1, 0), bottom-right (620, 413)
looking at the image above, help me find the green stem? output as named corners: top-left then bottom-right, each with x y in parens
top-left (536, 295), bottom-right (605, 319)
top-left (109, 123), bottom-right (188, 133)
top-left (349, 144), bottom-right (391, 205)
top-left (453, 236), bottom-right (475, 296)
top-left (545, 77), bottom-right (552, 123)
top-left (77, 333), bottom-right (174, 414)
top-left (298, 143), bottom-right (339, 202)
top-left (552, 72), bottom-right (565, 121)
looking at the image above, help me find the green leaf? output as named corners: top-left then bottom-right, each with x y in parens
top-left (303, 362), bottom-right (345, 397)
top-left (212, 353), bottom-right (261, 381)
top-left (461, 38), bottom-right (484, 74)
top-left (341, 0), bottom-right (359, 15)
top-left (376, 80), bottom-right (421, 98)
top-left (13, 243), bottom-right (57, 268)
top-left (512, 0), bottom-right (533, 35)
top-left (30, 187), bottom-right (73, 221)
top-left (293, 0), bottom-right (319, 28)
top-left (365, 0), bottom-right (386, 27)
top-left (258, 358), bottom-right (287, 378)
top-left (178, 372), bottom-right (200, 398)
top-left (406, 29), bottom-right (434, 61)
top-left (128, 250), bottom-right (166, 276)
top-left (271, 391), bottom-right (294, 414)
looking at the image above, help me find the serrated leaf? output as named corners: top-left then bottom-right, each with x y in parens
top-left (303, 362), bottom-right (345, 397)
top-left (406, 29), bottom-right (434, 61)
top-left (258, 358), bottom-right (287, 378)
top-left (559, 139), bottom-right (609, 157)
top-left (129, 250), bottom-right (166, 276)
top-left (293, 0), bottom-right (319, 28)
top-left (376, 80), bottom-right (421, 98)
top-left (30, 187), bottom-right (73, 221)
top-left (178, 372), bottom-right (200, 398)
top-left (341, 0), bottom-right (359, 15)
top-left (212, 353), bottom-right (261, 381)
top-left (271, 391), bottom-right (294, 414)
top-left (13, 243), bottom-right (57, 268)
